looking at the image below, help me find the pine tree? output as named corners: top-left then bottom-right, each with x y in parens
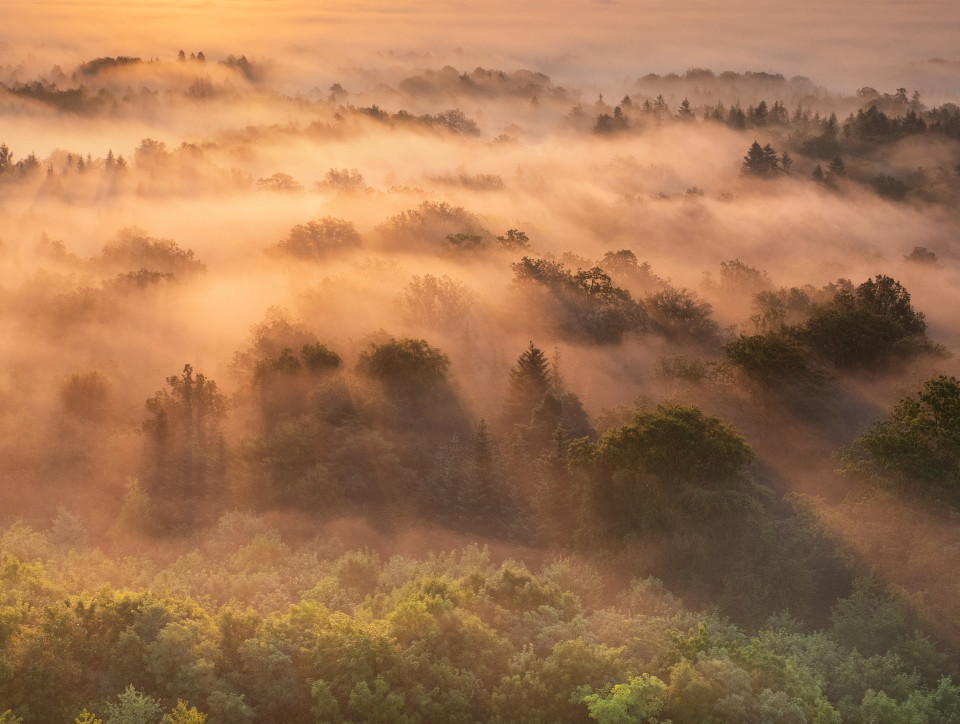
top-left (473, 419), bottom-right (493, 474)
top-left (827, 155), bottom-right (845, 177)
top-left (779, 151), bottom-right (793, 174)
top-left (726, 105), bottom-right (746, 128)
top-left (750, 100), bottom-right (769, 125)
top-left (501, 342), bottom-right (551, 428)
top-left (742, 141), bottom-right (781, 177)
top-left (510, 342), bottom-right (550, 396)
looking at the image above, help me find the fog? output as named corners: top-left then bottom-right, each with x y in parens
top-left (3, 3), bottom-right (960, 720)
top-left (3, 27), bottom-right (960, 508)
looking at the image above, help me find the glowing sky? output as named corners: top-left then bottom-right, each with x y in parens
top-left (3, 0), bottom-right (959, 93)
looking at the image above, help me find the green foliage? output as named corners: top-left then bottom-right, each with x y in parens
top-left (830, 580), bottom-right (909, 657)
top-left (104, 685), bottom-right (163, 724)
top-left (724, 332), bottom-right (817, 397)
top-left (348, 676), bottom-right (406, 722)
top-left (142, 364), bottom-right (227, 509)
top-left (580, 674), bottom-right (668, 723)
top-left (162, 701), bottom-right (206, 724)
top-left (847, 375), bottom-right (960, 496)
top-left (111, 479), bottom-right (161, 538)
top-left (0, 525), bottom-right (956, 724)
top-left (570, 404), bottom-right (758, 538)
top-left (800, 274), bottom-right (938, 370)
top-left (578, 404), bottom-right (753, 486)
top-left (311, 680), bottom-right (341, 722)
top-left (500, 342), bottom-right (593, 451)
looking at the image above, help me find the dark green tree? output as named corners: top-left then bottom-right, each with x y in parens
top-left (848, 375), bottom-right (960, 494)
top-left (873, 173), bottom-right (908, 200)
top-left (143, 365), bottom-right (227, 513)
top-left (827, 155), bottom-right (845, 181)
top-left (356, 336), bottom-right (468, 437)
top-left (500, 342), bottom-right (593, 449)
top-left (570, 404), bottom-right (758, 538)
top-left (742, 141), bottom-right (782, 177)
top-left (254, 343), bottom-right (341, 428)
top-left (725, 332), bottom-right (812, 388)
top-left (356, 337), bottom-right (450, 390)
top-left (780, 151), bottom-right (793, 173)
top-left (501, 342), bottom-right (551, 427)
top-left (800, 275), bottom-right (937, 370)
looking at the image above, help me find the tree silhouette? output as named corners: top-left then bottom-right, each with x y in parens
top-left (742, 141), bottom-right (782, 177)
top-left (142, 365), bottom-right (227, 526)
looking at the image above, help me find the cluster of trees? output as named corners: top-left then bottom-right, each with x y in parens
top-left (398, 65), bottom-right (567, 101)
top-left (0, 143), bottom-right (42, 181)
top-left (5, 51), bottom-right (960, 721)
top-left (376, 200), bottom-right (488, 251)
top-left (4, 70), bottom-right (958, 206)
top-left (845, 375), bottom-right (960, 503)
top-left (353, 105), bottom-right (482, 136)
top-left (272, 217), bottom-right (361, 259)
top-left (703, 274), bottom-right (944, 424)
top-left (742, 141), bottom-right (792, 176)
top-left (1, 514), bottom-right (958, 724)
top-left (105, 261), bottom-right (946, 632)
top-left (573, 81), bottom-right (958, 202)
top-left (510, 257), bottom-right (648, 343)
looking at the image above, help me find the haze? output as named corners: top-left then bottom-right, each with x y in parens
top-left (2, 1), bottom-right (960, 722)
top-left (4, 0), bottom-right (960, 93)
